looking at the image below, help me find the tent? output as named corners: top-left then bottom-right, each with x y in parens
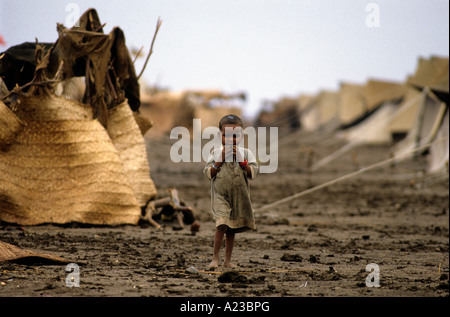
top-left (338, 102), bottom-right (399, 145)
top-left (407, 56), bottom-right (449, 93)
top-left (428, 107), bottom-right (449, 174)
top-left (310, 79), bottom-right (409, 171)
top-left (386, 87), bottom-right (423, 141)
top-left (299, 90), bottom-right (340, 132)
top-left (361, 79), bottom-right (406, 112)
top-left (338, 80), bottom-right (408, 143)
top-left (337, 82), bottom-right (367, 127)
top-left (394, 56), bottom-right (449, 176)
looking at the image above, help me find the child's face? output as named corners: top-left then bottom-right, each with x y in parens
top-left (221, 124), bottom-right (243, 146)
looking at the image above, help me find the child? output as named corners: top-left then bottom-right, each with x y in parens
top-left (203, 114), bottom-right (258, 269)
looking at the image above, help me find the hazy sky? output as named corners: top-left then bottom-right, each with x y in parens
top-left (1, 0), bottom-right (449, 118)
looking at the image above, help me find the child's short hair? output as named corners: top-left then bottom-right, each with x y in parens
top-left (219, 114), bottom-right (243, 131)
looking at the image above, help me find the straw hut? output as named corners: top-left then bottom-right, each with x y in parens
top-left (0, 9), bottom-right (157, 225)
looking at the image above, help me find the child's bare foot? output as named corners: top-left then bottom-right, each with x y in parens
top-left (208, 258), bottom-right (219, 270)
top-left (223, 262), bottom-right (237, 268)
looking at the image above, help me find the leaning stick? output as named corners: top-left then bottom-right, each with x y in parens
top-left (1, 61), bottom-right (65, 101)
top-left (142, 203), bottom-right (162, 229)
top-left (137, 17), bottom-right (162, 80)
top-left (174, 211), bottom-right (185, 230)
top-left (168, 188), bottom-right (181, 209)
top-left (150, 197), bottom-right (171, 208)
top-left (256, 137), bottom-right (449, 213)
top-left (132, 46), bottom-right (144, 64)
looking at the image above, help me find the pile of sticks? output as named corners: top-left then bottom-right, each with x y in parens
top-left (141, 188), bottom-right (200, 233)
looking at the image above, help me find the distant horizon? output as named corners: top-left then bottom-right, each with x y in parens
top-left (1, 0), bottom-right (449, 119)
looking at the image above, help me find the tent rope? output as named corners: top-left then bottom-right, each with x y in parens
top-left (255, 136), bottom-right (449, 213)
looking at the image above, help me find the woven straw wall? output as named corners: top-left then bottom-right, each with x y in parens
top-left (0, 94), bottom-right (151, 225)
top-left (107, 100), bottom-right (157, 206)
top-left (0, 101), bottom-right (25, 151)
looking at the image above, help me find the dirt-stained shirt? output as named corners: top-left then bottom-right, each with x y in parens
top-left (203, 146), bottom-right (258, 232)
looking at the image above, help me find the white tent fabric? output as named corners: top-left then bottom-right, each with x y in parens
top-left (300, 90), bottom-right (340, 132)
top-left (386, 88), bottom-right (422, 136)
top-left (394, 89), bottom-right (447, 158)
top-left (339, 102), bottom-right (398, 144)
top-left (311, 102), bottom-right (398, 171)
top-left (427, 108), bottom-right (449, 174)
top-left (338, 83), bottom-right (367, 126)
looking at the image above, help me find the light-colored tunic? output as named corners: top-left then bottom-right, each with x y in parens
top-left (203, 146), bottom-right (258, 232)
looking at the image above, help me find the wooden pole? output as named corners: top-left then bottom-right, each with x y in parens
top-left (137, 17), bottom-right (162, 80)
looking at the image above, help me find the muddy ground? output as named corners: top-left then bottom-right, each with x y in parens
top-left (0, 129), bottom-right (448, 298)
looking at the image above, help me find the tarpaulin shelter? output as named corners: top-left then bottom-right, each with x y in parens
top-left (337, 82), bottom-right (367, 127)
top-left (337, 79), bottom-right (408, 144)
top-left (428, 108), bottom-right (449, 174)
top-left (0, 9), bottom-right (157, 225)
top-left (338, 79), bottom-right (406, 129)
top-left (407, 56), bottom-right (449, 94)
top-left (297, 94), bottom-right (314, 111)
top-left (386, 87), bottom-right (423, 141)
top-left (393, 89), bottom-right (448, 173)
top-left (394, 56), bottom-right (449, 176)
top-left (361, 79), bottom-right (406, 112)
top-left (299, 90), bottom-right (340, 132)
top-left (310, 79), bottom-right (420, 171)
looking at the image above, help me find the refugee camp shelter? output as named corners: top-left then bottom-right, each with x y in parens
top-left (394, 56), bottom-right (449, 176)
top-left (337, 82), bottom-right (367, 127)
top-left (0, 9), bottom-right (157, 226)
top-left (299, 90), bottom-right (340, 132)
top-left (140, 89), bottom-right (244, 137)
top-left (338, 79), bottom-right (408, 144)
top-left (268, 55), bottom-right (449, 177)
top-left (386, 87), bottom-right (423, 142)
top-left (309, 55), bottom-right (449, 175)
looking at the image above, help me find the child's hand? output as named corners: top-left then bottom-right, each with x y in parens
top-left (234, 145), bottom-right (244, 162)
top-left (213, 146), bottom-right (226, 168)
top-left (224, 144), bottom-right (234, 161)
top-left (220, 146), bottom-right (226, 162)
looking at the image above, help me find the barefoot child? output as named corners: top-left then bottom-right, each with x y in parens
top-left (203, 114), bottom-right (258, 269)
